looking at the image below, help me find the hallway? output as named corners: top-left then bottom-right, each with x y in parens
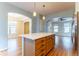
top-left (47, 36), bottom-right (77, 56)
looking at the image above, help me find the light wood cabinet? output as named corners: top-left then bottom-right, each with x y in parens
top-left (24, 33), bottom-right (55, 56)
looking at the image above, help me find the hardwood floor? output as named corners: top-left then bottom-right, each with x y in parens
top-left (47, 36), bottom-right (77, 56)
top-left (0, 49), bottom-right (8, 56)
top-left (8, 39), bottom-right (22, 56)
top-left (0, 35), bottom-right (77, 56)
top-left (47, 47), bottom-right (77, 56)
top-left (0, 39), bottom-right (22, 56)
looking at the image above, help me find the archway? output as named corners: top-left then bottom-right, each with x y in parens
top-left (8, 12), bottom-right (32, 55)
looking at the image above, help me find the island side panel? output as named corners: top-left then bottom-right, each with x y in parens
top-left (24, 38), bottom-right (35, 56)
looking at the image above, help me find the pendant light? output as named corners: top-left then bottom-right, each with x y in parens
top-left (42, 16), bottom-right (45, 20)
top-left (33, 2), bottom-right (37, 16)
top-left (42, 4), bottom-right (45, 20)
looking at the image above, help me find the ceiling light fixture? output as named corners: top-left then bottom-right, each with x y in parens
top-left (33, 2), bottom-right (37, 16)
top-left (42, 16), bottom-right (45, 20)
top-left (42, 4), bottom-right (45, 20)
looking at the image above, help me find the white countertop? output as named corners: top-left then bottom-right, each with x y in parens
top-left (19, 33), bottom-right (54, 40)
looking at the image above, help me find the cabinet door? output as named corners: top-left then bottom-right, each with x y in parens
top-left (46, 42), bottom-right (51, 54)
top-left (35, 38), bottom-right (46, 50)
top-left (35, 46), bottom-right (46, 56)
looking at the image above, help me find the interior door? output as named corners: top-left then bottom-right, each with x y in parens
top-left (24, 22), bottom-right (29, 34)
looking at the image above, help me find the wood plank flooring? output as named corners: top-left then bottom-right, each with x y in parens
top-left (0, 39), bottom-right (22, 56)
top-left (0, 47), bottom-right (22, 56)
top-left (47, 47), bottom-right (77, 56)
top-left (0, 36), bottom-right (77, 56)
top-left (47, 36), bottom-right (77, 56)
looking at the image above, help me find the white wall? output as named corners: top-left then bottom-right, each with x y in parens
top-left (0, 3), bottom-right (8, 50)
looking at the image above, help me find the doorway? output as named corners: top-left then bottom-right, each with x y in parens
top-left (8, 12), bottom-right (32, 56)
top-left (24, 22), bottom-right (29, 34)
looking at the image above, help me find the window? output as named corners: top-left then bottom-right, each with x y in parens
top-left (8, 21), bottom-right (17, 34)
top-left (48, 22), bottom-right (52, 32)
top-left (64, 23), bottom-right (71, 33)
top-left (64, 27), bottom-right (70, 33)
top-left (54, 25), bottom-right (58, 32)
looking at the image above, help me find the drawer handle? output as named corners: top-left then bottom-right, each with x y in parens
top-left (41, 40), bottom-right (44, 42)
top-left (41, 44), bottom-right (44, 46)
top-left (41, 53), bottom-right (44, 56)
top-left (41, 49), bottom-right (44, 52)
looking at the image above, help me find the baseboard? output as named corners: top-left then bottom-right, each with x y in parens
top-left (0, 48), bottom-right (8, 52)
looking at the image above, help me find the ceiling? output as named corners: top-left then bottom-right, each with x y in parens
top-left (9, 2), bottom-right (75, 16)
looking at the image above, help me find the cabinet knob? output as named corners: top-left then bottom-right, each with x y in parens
top-left (41, 44), bottom-right (44, 46)
top-left (41, 49), bottom-right (44, 52)
top-left (41, 53), bottom-right (44, 56)
top-left (41, 40), bottom-right (44, 42)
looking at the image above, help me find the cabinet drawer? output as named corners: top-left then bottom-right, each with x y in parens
top-left (46, 36), bottom-right (53, 41)
top-left (46, 39), bottom-right (52, 43)
top-left (36, 51), bottom-right (46, 56)
top-left (35, 47), bottom-right (46, 56)
top-left (35, 38), bottom-right (45, 44)
top-left (35, 38), bottom-right (46, 50)
top-left (35, 42), bottom-right (46, 50)
top-left (49, 35), bottom-right (53, 38)
top-left (46, 44), bottom-right (53, 54)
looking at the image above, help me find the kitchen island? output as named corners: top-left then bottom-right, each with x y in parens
top-left (20, 33), bottom-right (55, 56)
